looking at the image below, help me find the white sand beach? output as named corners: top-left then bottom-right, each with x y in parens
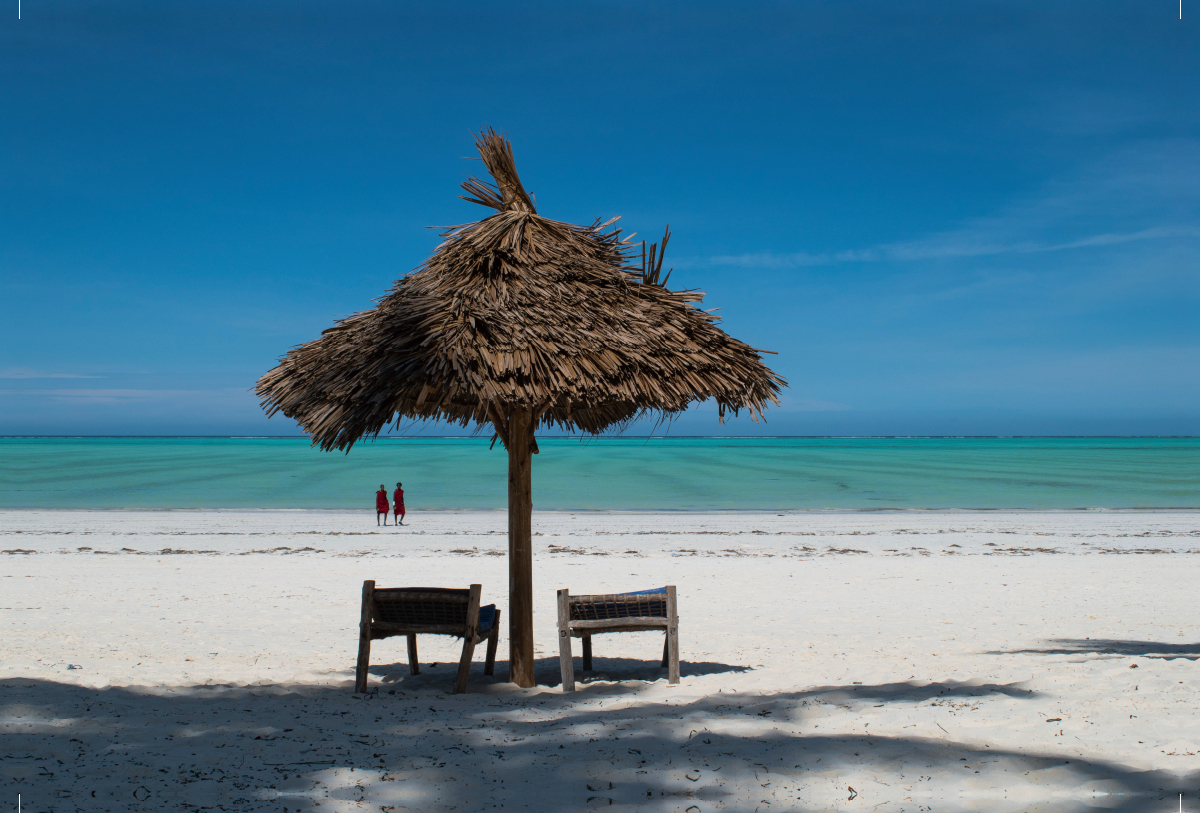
top-left (3, 509), bottom-right (1199, 811)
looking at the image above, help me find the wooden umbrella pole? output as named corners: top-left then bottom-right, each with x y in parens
top-left (506, 405), bottom-right (535, 687)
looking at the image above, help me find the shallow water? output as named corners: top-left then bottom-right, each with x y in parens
top-left (2, 436), bottom-right (1197, 510)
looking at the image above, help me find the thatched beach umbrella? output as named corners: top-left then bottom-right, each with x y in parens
top-left (256, 130), bottom-right (785, 687)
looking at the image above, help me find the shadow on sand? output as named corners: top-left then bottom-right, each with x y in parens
top-left (372, 654), bottom-right (752, 690)
top-left (991, 639), bottom-right (1200, 661)
top-left (2, 666), bottom-right (1195, 812)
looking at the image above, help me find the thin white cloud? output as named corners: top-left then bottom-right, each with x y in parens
top-left (708, 140), bottom-right (1200, 270)
top-left (5, 389), bottom-right (180, 397)
top-left (0, 367), bottom-right (102, 379)
top-left (709, 225), bottom-right (1200, 269)
top-left (1040, 226), bottom-right (1200, 252)
top-left (0, 389), bottom-right (243, 403)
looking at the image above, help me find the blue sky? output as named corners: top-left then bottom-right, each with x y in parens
top-left (2, 0), bottom-right (1197, 436)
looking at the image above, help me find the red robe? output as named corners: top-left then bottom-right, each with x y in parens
top-left (393, 488), bottom-right (405, 515)
top-left (376, 490), bottom-right (389, 513)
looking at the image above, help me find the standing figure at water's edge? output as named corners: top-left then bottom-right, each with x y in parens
top-left (375, 484), bottom-right (389, 526)
top-left (393, 482), bottom-right (405, 526)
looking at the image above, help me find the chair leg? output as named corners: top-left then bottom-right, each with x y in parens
top-left (558, 630), bottom-right (575, 692)
top-left (355, 581), bottom-right (374, 694)
top-left (661, 636), bottom-right (669, 668)
top-left (484, 610), bottom-right (500, 676)
top-left (557, 589), bottom-right (575, 692)
top-left (582, 635), bottom-right (593, 671)
top-left (453, 635), bottom-right (477, 694)
top-left (355, 627), bottom-right (371, 694)
top-left (666, 623), bottom-right (680, 684)
top-left (407, 634), bottom-right (420, 675)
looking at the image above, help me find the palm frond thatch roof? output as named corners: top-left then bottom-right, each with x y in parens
top-left (257, 130), bottom-right (785, 450)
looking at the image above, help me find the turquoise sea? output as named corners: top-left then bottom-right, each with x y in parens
top-left (1, 436), bottom-right (1197, 510)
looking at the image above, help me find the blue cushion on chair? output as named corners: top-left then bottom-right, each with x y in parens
top-left (477, 604), bottom-right (497, 633)
top-left (620, 587), bottom-right (666, 596)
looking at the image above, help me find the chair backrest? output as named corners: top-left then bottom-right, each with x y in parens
top-left (371, 586), bottom-right (474, 632)
top-left (568, 588), bottom-right (669, 621)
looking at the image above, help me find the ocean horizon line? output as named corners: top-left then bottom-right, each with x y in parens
top-left (3, 434), bottom-right (1199, 440)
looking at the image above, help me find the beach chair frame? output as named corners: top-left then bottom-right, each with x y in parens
top-left (556, 585), bottom-right (678, 692)
top-left (355, 581), bottom-right (500, 694)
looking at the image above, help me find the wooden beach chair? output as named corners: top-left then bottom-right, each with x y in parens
top-left (355, 581), bottom-right (500, 694)
top-left (556, 586), bottom-right (678, 692)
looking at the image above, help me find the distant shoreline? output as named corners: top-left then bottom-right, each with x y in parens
top-left (3, 434), bottom-right (1199, 439)
top-left (4, 506), bottom-right (1200, 513)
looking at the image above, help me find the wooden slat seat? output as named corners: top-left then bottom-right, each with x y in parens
top-left (355, 581), bottom-right (500, 694)
top-left (556, 585), bottom-right (679, 692)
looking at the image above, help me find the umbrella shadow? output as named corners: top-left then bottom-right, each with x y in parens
top-left (1, 676), bottom-right (1190, 813)
top-left (370, 653), bottom-right (1032, 702)
top-left (990, 638), bottom-right (1200, 661)
top-left (371, 655), bottom-right (752, 690)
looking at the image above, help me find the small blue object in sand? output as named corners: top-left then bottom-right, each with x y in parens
top-left (67, 664), bottom-right (82, 670)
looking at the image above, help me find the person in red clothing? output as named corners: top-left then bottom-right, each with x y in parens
top-left (375, 484), bottom-right (389, 526)
top-left (393, 482), bottom-right (405, 526)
